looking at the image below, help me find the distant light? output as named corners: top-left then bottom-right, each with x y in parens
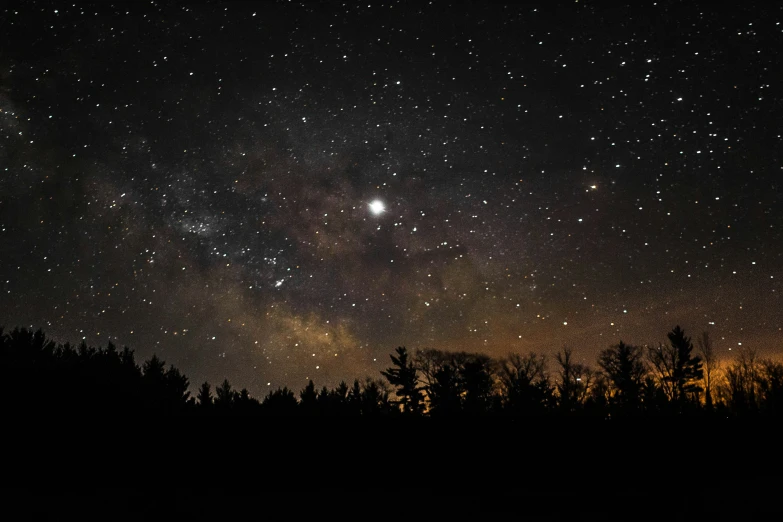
top-left (369, 200), bottom-right (385, 215)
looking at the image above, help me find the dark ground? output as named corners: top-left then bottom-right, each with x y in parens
top-left (4, 417), bottom-right (781, 520)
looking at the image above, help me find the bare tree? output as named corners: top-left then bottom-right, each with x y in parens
top-left (555, 347), bottom-right (593, 413)
top-left (720, 347), bottom-right (761, 414)
top-left (414, 348), bottom-right (498, 415)
top-left (499, 352), bottom-right (553, 414)
top-left (500, 352), bottom-right (546, 389)
top-left (758, 359), bottom-right (783, 414)
top-left (696, 331), bottom-right (717, 410)
top-left (415, 348), bottom-right (462, 413)
top-left (647, 341), bottom-right (676, 402)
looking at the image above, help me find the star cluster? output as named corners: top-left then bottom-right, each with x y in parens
top-left (1, 1), bottom-right (781, 393)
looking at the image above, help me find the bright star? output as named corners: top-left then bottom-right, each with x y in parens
top-left (368, 200), bottom-right (385, 215)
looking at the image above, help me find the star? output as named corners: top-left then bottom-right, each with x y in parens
top-left (368, 200), bottom-right (385, 215)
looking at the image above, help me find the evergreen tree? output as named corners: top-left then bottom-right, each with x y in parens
top-left (345, 379), bottom-right (362, 415)
top-left (327, 381), bottom-right (352, 414)
top-left (234, 388), bottom-right (260, 414)
top-left (164, 365), bottom-right (191, 406)
top-left (358, 378), bottom-right (393, 416)
top-left (215, 378), bottom-right (235, 410)
top-left (142, 354), bottom-right (166, 381)
top-left (197, 381), bottom-right (213, 408)
top-left (381, 346), bottom-right (424, 414)
top-left (667, 326), bottom-right (704, 403)
top-left (299, 380), bottom-right (319, 414)
top-left (261, 386), bottom-right (298, 415)
top-left (647, 326), bottom-right (704, 411)
top-left (597, 341), bottom-right (646, 414)
top-left (141, 354), bottom-right (168, 409)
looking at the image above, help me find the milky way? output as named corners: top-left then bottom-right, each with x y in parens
top-left (1, 1), bottom-right (781, 394)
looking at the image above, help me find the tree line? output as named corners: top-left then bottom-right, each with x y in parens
top-left (1, 324), bottom-right (780, 416)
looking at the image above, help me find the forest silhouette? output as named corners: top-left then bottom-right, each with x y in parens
top-left (1, 324), bottom-right (780, 417)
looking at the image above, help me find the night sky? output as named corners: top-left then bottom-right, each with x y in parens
top-left (1, 1), bottom-right (781, 395)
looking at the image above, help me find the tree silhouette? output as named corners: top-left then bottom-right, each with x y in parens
top-left (647, 326), bottom-right (703, 410)
top-left (234, 388), bottom-right (261, 414)
top-left (215, 378), bottom-right (235, 411)
top-left (323, 380), bottom-right (353, 415)
top-left (427, 363), bottom-right (463, 416)
top-left (142, 354), bottom-right (166, 381)
top-left (597, 341), bottom-right (646, 415)
top-left (719, 350), bottom-right (783, 417)
top-left (586, 372), bottom-right (611, 415)
top-left (461, 355), bottom-right (496, 415)
top-left (349, 379), bottom-right (363, 413)
top-left (261, 387), bottom-right (298, 415)
top-left (415, 348), bottom-right (502, 415)
top-left (2, 323), bottom-right (779, 418)
top-left (0, 326), bottom-right (201, 414)
top-left (499, 352), bottom-right (553, 415)
top-left (555, 348), bottom-right (592, 413)
top-left (141, 354), bottom-right (183, 411)
top-left (721, 348), bottom-right (761, 415)
top-left (164, 365), bottom-right (191, 406)
top-left (667, 326), bottom-right (703, 402)
top-left (381, 346), bottom-right (424, 414)
top-left (299, 380), bottom-right (319, 414)
top-left (758, 360), bottom-right (783, 416)
top-left (356, 378), bottom-right (394, 416)
top-left (696, 331), bottom-right (717, 411)
top-left (197, 382), bottom-right (213, 408)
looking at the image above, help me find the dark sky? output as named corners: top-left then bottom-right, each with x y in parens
top-left (1, 1), bottom-right (781, 395)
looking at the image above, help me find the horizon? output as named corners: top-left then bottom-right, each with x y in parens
top-left (2, 322), bottom-right (779, 399)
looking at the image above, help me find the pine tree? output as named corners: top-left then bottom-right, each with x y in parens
top-left (215, 378), bottom-right (235, 410)
top-left (667, 326), bottom-right (704, 403)
top-left (299, 380), bottom-right (319, 414)
top-left (197, 381), bottom-right (213, 408)
top-left (380, 346), bottom-right (424, 414)
top-left (597, 341), bottom-right (646, 414)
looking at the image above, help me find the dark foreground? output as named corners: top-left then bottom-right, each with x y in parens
top-left (5, 418), bottom-right (782, 521)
